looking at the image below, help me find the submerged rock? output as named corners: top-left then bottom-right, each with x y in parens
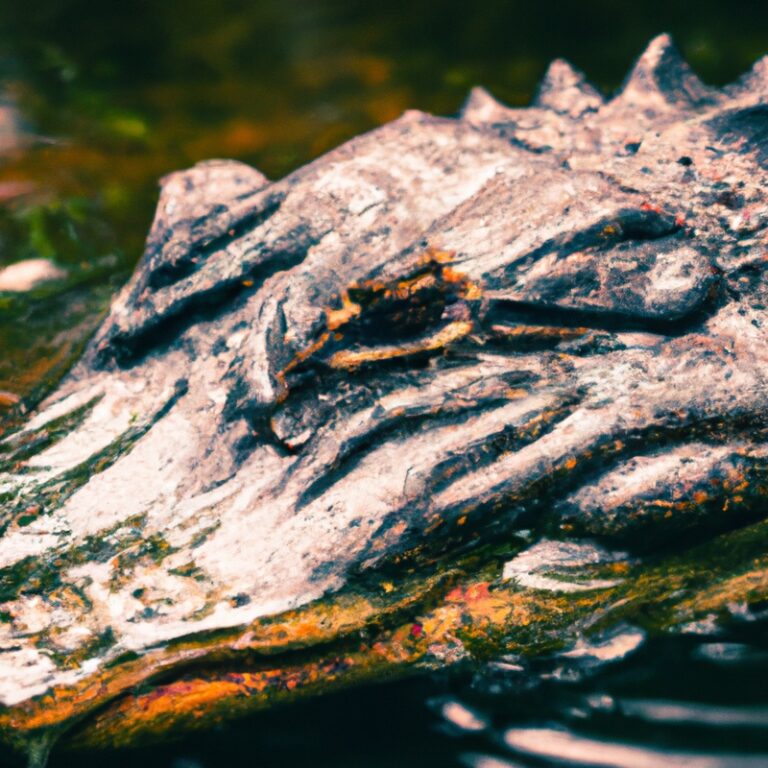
top-left (2, 33), bottom-right (768, 763)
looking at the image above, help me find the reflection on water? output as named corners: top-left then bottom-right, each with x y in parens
top-left (458, 622), bottom-right (768, 767)
top-left (46, 621), bottom-right (768, 767)
top-left (2, 1), bottom-right (768, 764)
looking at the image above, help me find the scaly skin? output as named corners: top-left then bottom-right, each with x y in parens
top-left (1, 33), bottom-right (768, 763)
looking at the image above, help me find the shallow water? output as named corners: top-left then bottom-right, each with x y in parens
top-left (2, 1), bottom-right (768, 765)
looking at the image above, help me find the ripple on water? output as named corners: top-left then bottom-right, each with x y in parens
top-left (444, 624), bottom-right (768, 768)
top-left (501, 727), bottom-right (768, 768)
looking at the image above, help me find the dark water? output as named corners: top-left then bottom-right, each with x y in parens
top-left (48, 622), bottom-right (768, 768)
top-left (2, 1), bottom-right (768, 765)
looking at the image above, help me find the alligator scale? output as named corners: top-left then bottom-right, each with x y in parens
top-left (2, 35), bottom-right (768, 764)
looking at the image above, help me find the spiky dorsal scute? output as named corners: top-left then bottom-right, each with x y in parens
top-left (613, 33), bottom-right (717, 109)
top-left (461, 85), bottom-right (515, 123)
top-left (534, 58), bottom-right (604, 117)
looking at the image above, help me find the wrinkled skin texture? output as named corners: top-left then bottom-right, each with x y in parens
top-left (2, 34), bottom-right (768, 762)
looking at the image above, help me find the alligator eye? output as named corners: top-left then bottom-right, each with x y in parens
top-left (279, 251), bottom-right (482, 384)
top-left (342, 271), bottom-right (448, 342)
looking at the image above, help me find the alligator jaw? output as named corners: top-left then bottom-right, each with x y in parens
top-left (3, 514), bottom-right (768, 758)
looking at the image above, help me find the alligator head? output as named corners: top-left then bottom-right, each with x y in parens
top-left (2, 33), bottom-right (768, 763)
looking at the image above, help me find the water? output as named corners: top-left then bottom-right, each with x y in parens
top-left (45, 622), bottom-right (768, 767)
top-left (1, 1), bottom-right (768, 765)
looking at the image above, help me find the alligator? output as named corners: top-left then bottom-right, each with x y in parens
top-left (2, 33), bottom-right (768, 765)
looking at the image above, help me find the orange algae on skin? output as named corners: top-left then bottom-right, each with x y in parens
top-left (0, 569), bottom-right (453, 737)
top-left (63, 578), bottom-right (612, 750)
top-left (0, 531), bottom-right (611, 751)
top-left (489, 324), bottom-right (590, 344)
top-left (1, 517), bottom-right (768, 755)
top-left (329, 320), bottom-right (474, 369)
